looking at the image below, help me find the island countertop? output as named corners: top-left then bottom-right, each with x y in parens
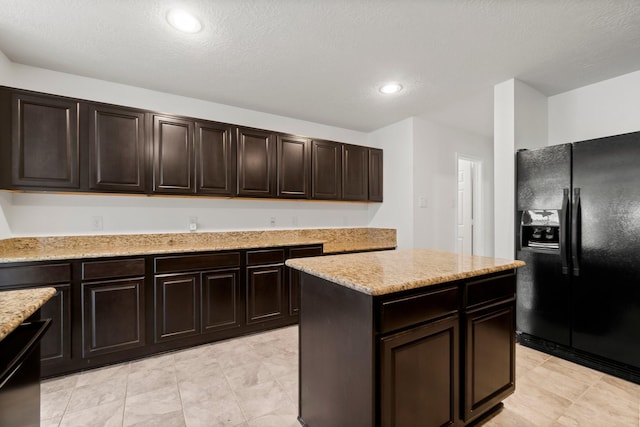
top-left (0, 287), bottom-right (56, 341)
top-left (285, 248), bottom-right (525, 296)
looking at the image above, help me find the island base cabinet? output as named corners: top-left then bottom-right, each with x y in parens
top-left (380, 316), bottom-right (459, 427)
top-left (298, 270), bottom-right (517, 427)
top-left (463, 302), bottom-right (515, 422)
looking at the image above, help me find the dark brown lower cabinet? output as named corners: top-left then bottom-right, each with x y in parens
top-left (0, 245), bottom-right (323, 379)
top-left (81, 278), bottom-right (145, 357)
top-left (298, 270), bottom-right (517, 427)
top-left (246, 263), bottom-right (284, 324)
top-left (380, 316), bottom-right (459, 427)
top-left (39, 284), bottom-right (71, 366)
top-left (154, 273), bottom-right (199, 343)
top-left (201, 268), bottom-right (241, 334)
top-left (464, 302), bottom-right (515, 422)
top-left (153, 252), bottom-right (243, 344)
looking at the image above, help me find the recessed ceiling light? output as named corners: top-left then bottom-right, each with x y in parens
top-left (167, 9), bottom-right (202, 33)
top-left (379, 83), bottom-right (403, 94)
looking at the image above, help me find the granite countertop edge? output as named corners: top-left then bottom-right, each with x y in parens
top-left (0, 287), bottom-right (57, 342)
top-left (286, 249), bottom-right (526, 296)
top-left (0, 228), bottom-right (397, 263)
top-left (288, 262), bottom-right (524, 296)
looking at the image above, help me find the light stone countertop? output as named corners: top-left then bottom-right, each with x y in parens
top-left (0, 228), bottom-right (396, 263)
top-left (0, 287), bottom-right (56, 341)
top-left (285, 248), bottom-right (526, 296)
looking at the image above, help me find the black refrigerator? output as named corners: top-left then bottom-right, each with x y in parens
top-left (516, 130), bottom-right (640, 380)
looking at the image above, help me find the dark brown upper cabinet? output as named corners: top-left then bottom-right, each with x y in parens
top-left (237, 127), bottom-right (276, 197)
top-left (342, 144), bottom-right (368, 201)
top-left (153, 115), bottom-right (195, 194)
top-left (88, 104), bottom-right (146, 192)
top-left (311, 139), bottom-right (342, 200)
top-left (368, 148), bottom-right (383, 202)
top-left (277, 134), bottom-right (310, 198)
top-left (0, 87), bottom-right (383, 202)
top-left (196, 121), bottom-right (236, 196)
top-left (10, 91), bottom-right (80, 189)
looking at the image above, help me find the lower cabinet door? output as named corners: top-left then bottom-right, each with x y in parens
top-left (246, 264), bottom-right (284, 324)
top-left (464, 302), bottom-right (515, 422)
top-left (82, 278), bottom-right (145, 357)
top-left (201, 268), bottom-right (241, 334)
top-left (39, 284), bottom-right (71, 365)
top-left (154, 274), bottom-right (200, 343)
top-left (380, 316), bottom-right (460, 427)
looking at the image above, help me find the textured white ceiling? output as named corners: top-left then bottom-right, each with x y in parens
top-left (1, 0), bottom-right (639, 134)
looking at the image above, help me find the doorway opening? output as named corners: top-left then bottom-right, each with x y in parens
top-left (456, 155), bottom-right (483, 255)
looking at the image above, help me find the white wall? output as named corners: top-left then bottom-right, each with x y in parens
top-left (0, 59), bottom-right (377, 237)
top-left (493, 80), bottom-right (516, 259)
top-left (413, 117), bottom-right (494, 256)
top-left (548, 69), bottom-right (640, 144)
top-left (493, 79), bottom-right (548, 259)
top-left (367, 118), bottom-right (414, 249)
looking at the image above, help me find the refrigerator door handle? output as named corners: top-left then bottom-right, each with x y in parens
top-left (571, 188), bottom-right (581, 276)
top-left (560, 188), bottom-right (570, 275)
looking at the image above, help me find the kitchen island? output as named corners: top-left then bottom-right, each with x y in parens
top-left (0, 288), bottom-right (56, 426)
top-left (286, 249), bottom-right (525, 427)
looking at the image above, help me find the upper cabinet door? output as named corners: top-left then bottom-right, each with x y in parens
top-left (153, 115), bottom-right (195, 193)
top-left (311, 139), bottom-right (342, 200)
top-left (237, 127), bottom-right (276, 197)
top-left (342, 144), bottom-right (368, 201)
top-left (196, 121), bottom-right (236, 196)
top-left (88, 104), bottom-right (146, 192)
top-left (277, 134), bottom-right (310, 198)
top-left (368, 148), bottom-right (383, 202)
top-left (11, 92), bottom-right (80, 189)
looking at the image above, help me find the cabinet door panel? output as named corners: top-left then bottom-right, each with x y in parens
top-left (89, 105), bottom-right (146, 192)
top-left (368, 148), bottom-right (383, 202)
top-left (11, 92), bottom-right (79, 188)
top-left (155, 274), bottom-right (199, 342)
top-left (342, 144), bottom-right (368, 201)
top-left (278, 134), bottom-right (310, 198)
top-left (82, 278), bottom-right (145, 357)
top-left (196, 121), bottom-right (236, 195)
top-left (153, 115), bottom-right (195, 193)
top-left (246, 265), bottom-right (284, 324)
top-left (39, 284), bottom-right (71, 364)
top-left (202, 268), bottom-right (240, 333)
top-left (380, 316), bottom-right (459, 427)
top-left (237, 128), bottom-right (276, 197)
top-left (311, 140), bottom-right (341, 199)
top-left (464, 303), bottom-right (515, 421)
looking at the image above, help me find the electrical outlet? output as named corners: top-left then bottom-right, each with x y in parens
top-left (270, 217), bottom-right (276, 227)
top-left (188, 216), bottom-right (197, 232)
top-left (418, 196), bottom-right (428, 208)
top-left (91, 216), bottom-right (103, 231)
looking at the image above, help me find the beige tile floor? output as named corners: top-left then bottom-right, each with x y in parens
top-left (40, 326), bottom-right (640, 427)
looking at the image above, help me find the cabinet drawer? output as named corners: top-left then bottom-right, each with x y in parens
top-left (464, 272), bottom-right (516, 310)
top-left (246, 249), bottom-right (285, 266)
top-left (155, 252), bottom-right (241, 274)
top-left (82, 258), bottom-right (145, 280)
top-left (288, 246), bottom-right (323, 259)
top-left (0, 263), bottom-right (70, 287)
top-left (378, 286), bottom-right (459, 334)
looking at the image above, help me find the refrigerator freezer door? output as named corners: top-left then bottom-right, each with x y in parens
top-left (516, 144), bottom-right (572, 346)
top-left (517, 144), bottom-right (572, 210)
top-left (572, 131), bottom-right (640, 369)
